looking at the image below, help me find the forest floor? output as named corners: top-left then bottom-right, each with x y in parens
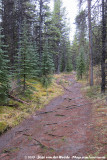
top-left (0, 73), bottom-right (106, 160)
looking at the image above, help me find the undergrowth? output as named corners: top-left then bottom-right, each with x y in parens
top-left (0, 75), bottom-right (63, 135)
top-left (85, 86), bottom-right (107, 159)
top-left (80, 65), bottom-right (107, 158)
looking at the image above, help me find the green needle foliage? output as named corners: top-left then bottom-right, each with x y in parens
top-left (15, 20), bottom-right (41, 91)
top-left (16, 21), bottom-right (30, 91)
top-left (29, 42), bottom-right (41, 78)
top-left (0, 28), bottom-right (9, 104)
top-left (76, 47), bottom-right (86, 79)
top-left (41, 41), bottom-right (54, 88)
top-left (66, 59), bottom-right (73, 72)
top-left (66, 41), bottom-right (73, 72)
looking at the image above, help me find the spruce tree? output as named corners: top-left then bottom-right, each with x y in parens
top-left (50, 0), bottom-right (62, 73)
top-left (29, 41), bottom-right (41, 78)
top-left (41, 40), bottom-right (54, 87)
top-left (0, 28), bottom-right (9, 104)
top-left (65, 40), bottom-right (73, 72)
top-left (66, 58), bottom-right (73, 72)
top-left (15, 21), bottom-right (34, 91)
top-left (76, 47), bottom-right (86, 79)
top-left (15, 20), bottom-right (42, 91)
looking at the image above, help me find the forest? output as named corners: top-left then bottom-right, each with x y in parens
top-left (0, 0), bottom-right (107, 104)
top-left (0, 0), bottom-right (107, 159)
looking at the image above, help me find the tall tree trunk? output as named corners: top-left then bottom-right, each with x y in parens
top-left (87, 0), bottom-right (93, 86)
top-left (17, 0), bottom-right (23, 85)
top-left (57, 53), bottom-right (61, 74)
top-left (23, 74), bottom-right (26, 91)
top-left (101, 0), bottom-right (106, 93)
top-left (39, 0), bottom-right (43, 67)
top-left (2, 0), bottom-right (15, 70)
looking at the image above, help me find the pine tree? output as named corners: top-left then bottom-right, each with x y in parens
top-left (76, 47), bottom-right (86, 79)
top-left (0, 28), bottom-right (9, 104)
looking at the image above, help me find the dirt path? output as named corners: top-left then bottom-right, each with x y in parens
top-left (0, 74), bottom-right (93, 160)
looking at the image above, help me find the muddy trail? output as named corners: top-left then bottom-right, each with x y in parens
top-left (0, 74), bottom-right (93, 160)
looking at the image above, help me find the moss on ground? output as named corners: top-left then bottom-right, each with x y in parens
top-left (0, 122), bottom-right (9, 135)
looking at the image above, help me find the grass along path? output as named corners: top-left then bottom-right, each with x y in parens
top-left (0, 75), bottom-right (63, 135)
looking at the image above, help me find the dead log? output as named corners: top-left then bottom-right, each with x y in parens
top-left (3, 104), bottom-right (19, 108)
top-left (8, 95), bottom-right (30, 105)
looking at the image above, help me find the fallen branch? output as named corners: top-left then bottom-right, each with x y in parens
top-left (36, 110), bottom-right (56, 116)
top-left (44, 123), bottom-right (57, 126)
top-left (55, 114), bottom-right (65, 117)
top-left (64, 97), bottom-right (83, 101)
top-left (47, 133), bottom-right (64, 138)
top-left (61, 84), bottom-right (72, 92)
top-left (56, 79), bottom-right (72, 92)
top-left (8, 95), bottom-right (30, 105)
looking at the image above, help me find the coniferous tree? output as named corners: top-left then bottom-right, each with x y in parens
top-left (2, 0), bottom-right (16, 71)
top-left (15, 21), bottom-right (35, 91)
top-left (87, 0), bottom-right (93, 86)
top-left (47, 0), bottom-right (70, 73)
top-left (35, 0), bottom-right (51, 71)
top-left (101, 0), bottom-right (106, 93)
top-left (75, 10), bottom-right (87, 47)
top-left (41, 40), bottom-right (54, 87)
top-left (76, 47), bottom-right (86, 79)
top-left (71, 35), bottom-right (79, 70)
top-left (60, 39), bottom-right (72, 72)
top-left (65, 40), bottom-right (72, 72)
top-left (52, 0), bottom-right (62, 73)
top-left (29, 41), bottom-right (41, 78)
top-left (0, 28), bottom-right (9, 104)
